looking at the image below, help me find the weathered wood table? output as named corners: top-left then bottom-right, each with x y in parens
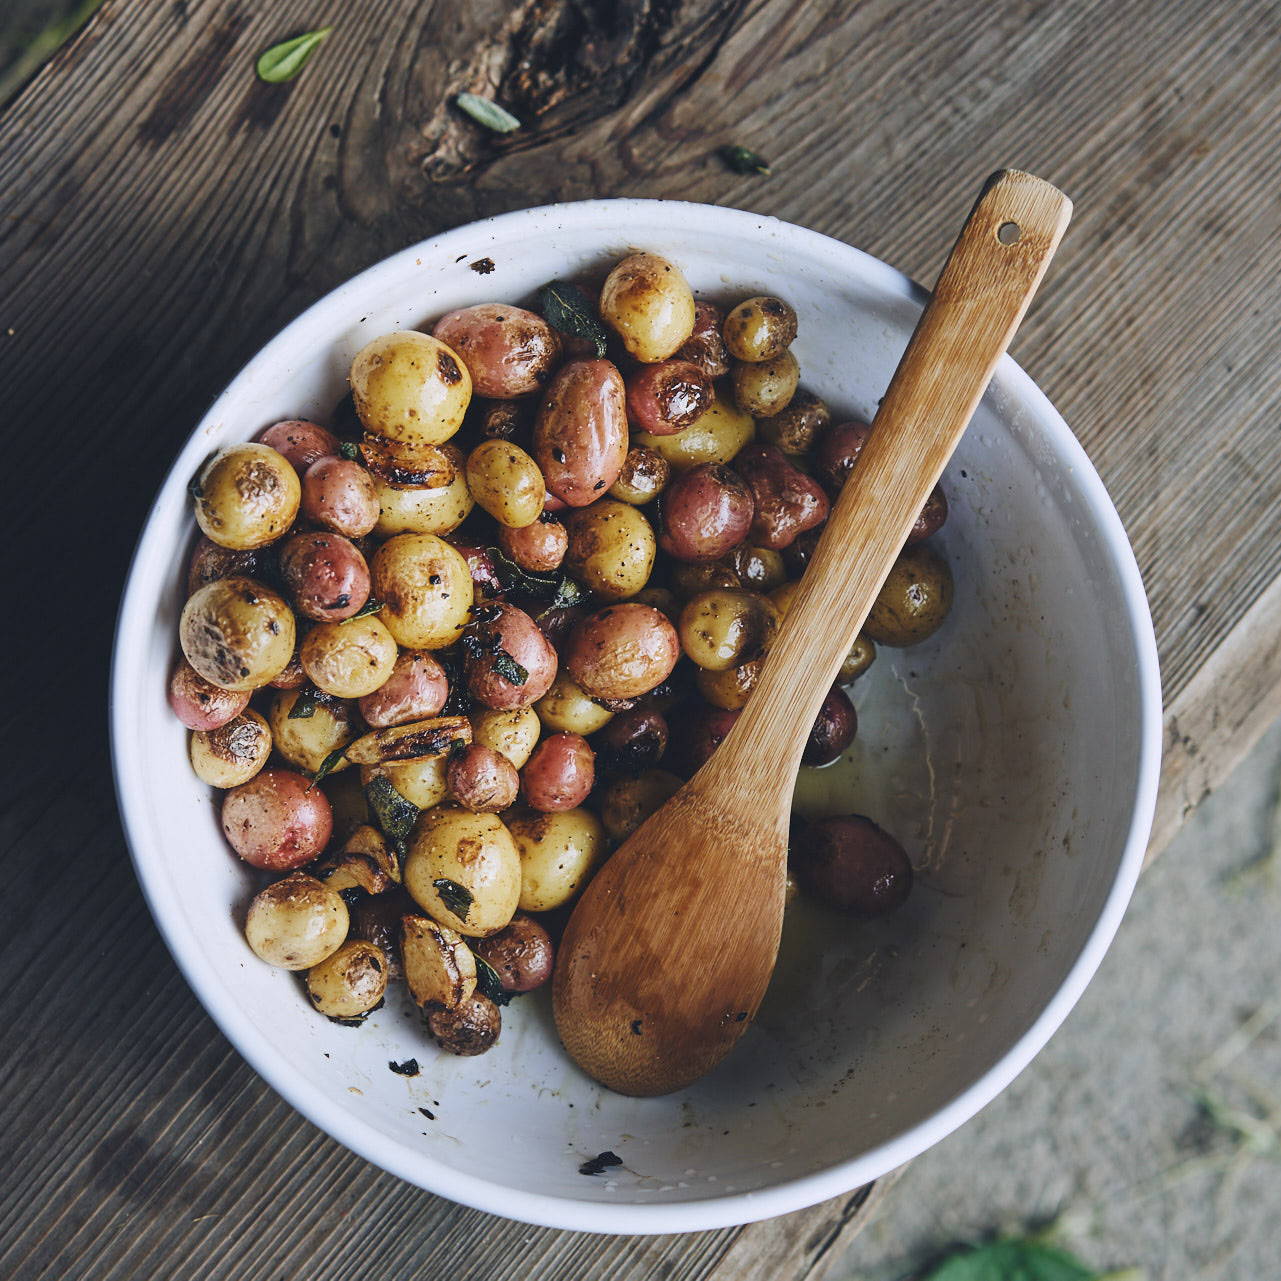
top-left (3, 1), bottom-right (1279, 1276)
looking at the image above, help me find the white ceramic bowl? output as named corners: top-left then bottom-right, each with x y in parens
top-left (111, 199), bottom-right (1161, 1233)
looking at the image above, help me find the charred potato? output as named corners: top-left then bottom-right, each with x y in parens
top-left (350, 331), bottom-right (471, 446)
top-left (193, 443), bottom-right (300, 550)
top-left (180, 577), bottom-right (296, 691)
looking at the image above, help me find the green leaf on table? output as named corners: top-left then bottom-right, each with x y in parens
top-left (718, 144), bottom-right (771, 176)
top-left (536, 280), bottom-right (608, 357)
top-left (455, 93), bottom-right (521, 133)
top-left (922, 1239), bottom-right (1097, 1281)
top-left (256, 27), bottom-right (333, 84)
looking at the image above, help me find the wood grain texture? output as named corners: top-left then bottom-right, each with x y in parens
top-left (2, 0), bottom-right (1280, 1277)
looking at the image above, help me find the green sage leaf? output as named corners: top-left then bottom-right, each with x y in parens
top-left (433, 877), bottom-right (473, 923)
top-left (349, 597), bottom-right (383, 620)
top-left (485, 545), bottom-right (588, 608)
top-left (473, 954), bottom-right (513, 1006)
top-left (718, 144), bottom-right (771, 176)
top-left (922, 1239), bottom-right (1097, 1281)
top-left (287, 688), bottom-right (317, 719)
top-left (364, 774), bottom-right (419, 858)
top-left (255, 27), bottom-right (333, 84)
top-left (309, 746), bottom-right (347, 788)
top-left (338, 441), bottom-right (360, 461)
top-left (537, 280), bottom-right (609, 357)
top-left (455, 93), bottom-right (521, 133)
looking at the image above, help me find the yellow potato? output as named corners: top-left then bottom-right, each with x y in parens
top-left (731, 349), bottom-right (800, 417)
top-left (678, 589), bottom-right (779, 671)
top-left (372, 533), bottom-right (474, 649)
top-left (244, 873), bottom-right (348, 970)
top-left (403, 808), bottom-right (522, 937)
top-left (465, 440), bottom-right (545, 528)
top-left (635, 394), bottom-right (754, 472)
top-left (361, 758), bottom-right (447, 810)
top-left (507, 808), bottom-right (605, 912)
top-left (470, 706), bottom-right (541, 769)
top-left (350, 331), bottom-right (471, 446)
top-left (300, 615), bottom-right (398, 698)
top-left (599, 253), bottom-right (696, 363)
top-left (189, 709), bottom-right (272, 788)
top-left (535, 672), bottom-right (614, 735)
top-left (269, 688), bottom-right (357, 774)
top-left (179, 577), bottom-right (296, 691)
top-left (373, 445), bottom-right (473, 537)
top-left (563, 500), bottom-right (656, 601)
top-left (306, 940), bottom-right (388, 1018)
top-left (194, 443), bottom-right (300, 550)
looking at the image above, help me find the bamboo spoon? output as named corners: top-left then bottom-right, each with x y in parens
top-left (553, 170), bottom-right (1073, 1096)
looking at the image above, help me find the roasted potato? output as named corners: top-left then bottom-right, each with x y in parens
top-left (301, 457), bottom-right (380, 538)
top-left (677, 589), bottom-right (778, 671)
top-left (278, 532), bottom-right (371, 622)
top-left (507, 807), bottom-right (605, 911)
top-left (564, 500), bottom-right (656, 600)
top-left (190, 709), bottom-right (272, 788)
top-left (350, 331), bottom-right (471, 446)
top-left (521, 732), bottom-right (595, 812)
top-left (563, 604), bottom-right (680, 701)
top-left (533, 359), bottom-right (629, 507)
top-left (269, 687), bottom-right (357, 774)
top-left (245, 873), bottom-right (348, 970)
top-left (608, 445), bottom-right (670, 506)
top-left (193, 443), bottom-right (300, 550)
top-left (723, 296), bottom-right (797, 362)
top-left (372, 533), bottom-right (474, 650)
top-left (221, 768), bottom-right (333, 869)
top-left (300, 614), bottom-right (398, 699)
top-left (465, 439), bottom-right (546, 528)
top-left (863, 543), bottom-right (954, 646)
top-left (180, 577), bottom-right (296, 691)
top-left (599, 252), bottom-right (696, 362)
top-left (657, 463), bottom-right (754, 563)
top-left (433, 303), bottom-right (561, 398)
top-left (635, 393), bottom-right (754, 472)
top-left (306, 940), bottom-right (389, 1019)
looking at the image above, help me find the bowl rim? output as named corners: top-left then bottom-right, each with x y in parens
top-left (110, 196), bottom-right (1163, 1235)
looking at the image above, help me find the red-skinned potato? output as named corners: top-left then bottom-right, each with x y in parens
top-left (625, 360), bottom-right (713, 435)
top-left (169, 660), bottom-right (251, 731)
top-left (464, 602), bottom-right (558, 710)
top-left (803, 685), bottom-right (858, 766)
top-left (433, 304), bottom-right (561, 399)
top-left (657, 463), bottom-right (755, 563)
top-left (256, 420), bottom-right (340, 474)
top-left (221, 768), bottom-right (333, 870)
top-left (734, 443), bottom-right (830, 550)
top-left (522, 732), bottom-right (595, 812)
top-left (357, 649), bottom-right (449, 727)
top-left (301, 457), bottom-right (380, 538)
top-left (446, 744), bottom-right (520, 812)
top-left (498, 515), bottom-right (567, 573)
top-left (186, 538), bottom-right (260, 596)
top-left (278, 532), bottom-right (371, 622)
top-left (593, 707), bottom-right (668, 774)
top-left (533, 359), bottom-right (628, 507)
top-left (907, 485), bottom-right (949, 544)
top-left (790, 815), bottom-right (913, 916)
top-left (472, 914), bottom-right (554, 992)
top-left (675, 301), bottom-right (730, 378)
top-left (678, 704), bottom-right (741, 775)
top-left (814, 421), bottom-right (871, 496)
top-left (563, 604), bottom-right (680, 701)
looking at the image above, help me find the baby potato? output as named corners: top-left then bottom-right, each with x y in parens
top-left (609, 445), bottom-right (670, 505)
top-left (432, 303), bottom-right (561, 398)
top-left (534, 359), bottom-right (629, 507)
top-left (306, 939), bottom-right (389, 1019)
top-left (301, 615), bottom-right (398, 699)
top-left (507, 807), bottom-right (604, 911)
top-left (471, 706), bottom-right (541, 769)
top-left (535, 671), bottom-right (615, 735)
top-left (269, 688), bottom-right (357, 774)
top-left (256, 419), bottom-right (340, 474)
top-left (169, 659), bottom-right (250, 730)
top-left (186, 537), bottom-right (260, 596)
top-left (222, 769), bottom-right (333, 870)
top-left (635, 393), bottom-right (754, 472)
top-left (678, 589), bottom-right (779, 671)
top-left (563, 604), bottom-right (680, 701)
top-left (598, 769), bottom-right (682, 843)
top-left (193, 443), bottom-right (301, 550)
top-left (245, 873), bottom-right (348, 970)
top-left (907, 485), bottom-right (949, 545)
top-left (695, 659), bottom-right (761, 711)
top-left (669, 560), bottom-right (740, 598)
top-left (814, 420), bottom-right (871, 496)
top-left (758, 389), bottom-right (830, 456)
top-left (278, 531), bottom-right (371, 622)
top-left (180, 576), bottom-right (296, 691)
top-left (736, 443), bottom-right (830, 551)
top-left (402, 914), bottom-right (477, 1010)
top-left (731, 349), bottom-right (800, 417)
top-left (372, 446), bottom-right (473, 536)
top-left (726, 543), bottom-right (787, 592)
top-left (301, 456), bottom-right (380, 538)
top-left (599, 252), bottom-right (696, 363)
top-left (465, 439), bottom-right (546, 528)
top-left (723, 296), bottom-right (798, 362)
top-left (472, 914), bottom-right (554, 993)
top-left (791, 815), bottom-right (913, 917)
top-left (446, 744), bottom-right (520, 813)
top-left (362, 757), bottom-right (447, 810)
top-left (625, 359), bottom-right (712, 435)
top-left (190, 708), bottom-right (272, 788)
top-left (350, 331), bottom-right (471, 446)
top-left (497, 514), bottom-right (567, 573)
top-left (838, 633), bottom-right (877, 682)
top-left (657, 462), bottom-right (754, 564)
top-left (357, 649), bottom-right (449, 727)
top-left (463, 602), bottom-right (558, 710)
top-left (863, 543), bottom-right (954, 646)
top-left (428, 993), bottom-right (501, 1056)
top-left (521, 732), bottom-right (595, 812)
top-left (594, 707), bottom-right (668, 774)
top-left (674, 300), bottom-right (730, 378)
top-left (268, 645), bottom-right (307, 691)
top-left (372, 533), bottom-right (474, 650)
top-left (564, 500), bottom-right (656, 600)
top-left (804, 685), bottom-right (858, 766)
top-left (403, 808), bottom-right (522, 937)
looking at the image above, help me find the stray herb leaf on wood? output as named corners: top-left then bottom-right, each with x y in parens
top-left (718, 144), bottom-right (771, 176)
top-left (256, 27), bottom-right (333, 84)
top-left (537, 281), bottom-right (609, 357)
top-left (433, 877), bottom-right (473, 922)
top-left (455, 93), bottom-right (521, 133)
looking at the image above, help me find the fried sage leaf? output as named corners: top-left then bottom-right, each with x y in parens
top-left (364, 774), bottom-right (419, 857)
top-left (537, 280), bottom-right (608, 358)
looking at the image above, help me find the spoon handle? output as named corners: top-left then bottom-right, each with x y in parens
top-left (715, 170), bottom-right (1072, 789)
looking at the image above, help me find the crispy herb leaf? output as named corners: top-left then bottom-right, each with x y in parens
top-left (492, 648), bottom-right (528, 686)
top-left (537, 280), bottom-right (609, 357)
top-left (364, 774), bottom-right (419, 858)
top-left (473, 954), bottom-right (513, 1006)
top-left (922, 1240), bottom-right (1096, 1281)
top-left (718, 144), bottom-right (771, 176)
top-left (288, 687), bottom-right (317, 719)
top-left (388, 1058), bottom-right (420, 1076)
top-left (486, 545), bottom-right (588, 608)
top-left (255, 27), bottom-right (333, 84)
top-left (349, 597), bottom-right (383, 620)
top-left (338, 441), bottom-right (360, 462)
top-left (578, 1151), bottom-right (623, 1176)
top-left (455, 93), bottom-right (521, 133)
top-left (432, 877), bottom-right (473, 923)
top-left (310, 746), bottom-right (347, 787)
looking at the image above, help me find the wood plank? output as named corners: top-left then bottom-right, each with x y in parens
top-left (2, 0), bottom-right (1280, 1277)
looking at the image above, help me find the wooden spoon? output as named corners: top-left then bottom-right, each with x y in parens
top-left (553, 170), bottom-right (1073, 1096)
